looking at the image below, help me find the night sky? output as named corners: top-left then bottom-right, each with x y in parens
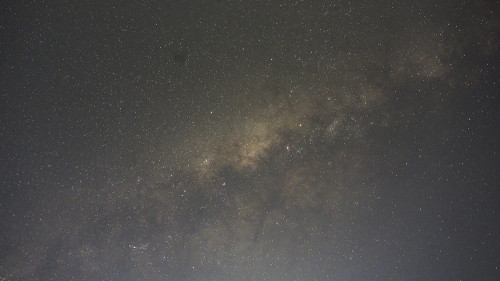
top-left (1, 1), bottom-right (499, 280)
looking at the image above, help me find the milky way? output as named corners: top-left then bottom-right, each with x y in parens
top-left (1, 1), bottom-right (499, 280)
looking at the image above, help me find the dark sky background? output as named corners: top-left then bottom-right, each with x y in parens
top-left (1, 1), bottom-right (499, 280)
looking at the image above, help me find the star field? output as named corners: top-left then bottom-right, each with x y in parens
top-left (0, 1), bottom-right (499, 280)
